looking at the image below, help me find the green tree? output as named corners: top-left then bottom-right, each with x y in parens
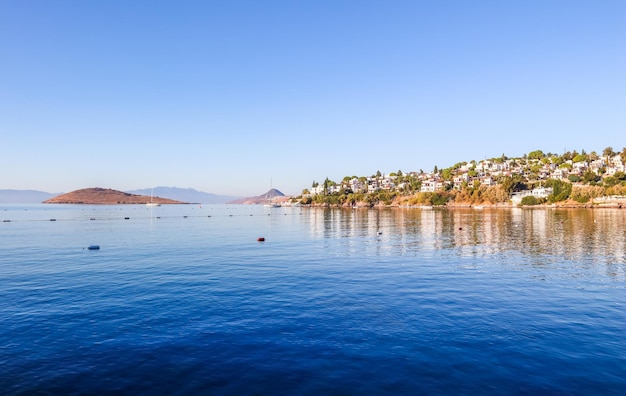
top-left (545, 179), bottom-right (572, 202)
top-left (603, 147), bottom-right (615, 157)
top-left (322, 177), bottom-right (331, 195)
top-left (568, 174), bottom-right (580, 183)
top-left (552, 156), bottom-right (564, 166)
top-left (528, 150), bottom-right (544, 160)
top-left (499, 174), bottom-right (526, 194)
top-left (604, 176), bottom-right (619, 187)
top-left (562, 151), bottom-right (573, 161)
top-left (582, 170), bottom-right (600, 184)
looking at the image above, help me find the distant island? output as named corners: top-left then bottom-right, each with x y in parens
top-left (227, 188), bottom-right (287, 205)
top-left (43, 188), bottom-right (187, 205)
top-left (0, 186), bottom-right (241, 204)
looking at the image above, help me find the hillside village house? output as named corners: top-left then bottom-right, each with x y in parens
top-left (510, 187), bottom-right (554, 205)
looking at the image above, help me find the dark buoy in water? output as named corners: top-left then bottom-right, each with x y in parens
top-left (87, 245), bottom-right (100, 250)
top-left (257, 237), bottom-right (265, 242)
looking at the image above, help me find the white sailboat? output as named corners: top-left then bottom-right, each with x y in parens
top-left (146, 188), bottom-right (161, 207)
top-left (264, 179), bottom-right (280, 208)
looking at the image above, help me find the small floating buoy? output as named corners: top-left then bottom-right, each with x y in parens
top-left (124, 217), bottom-right (130, 220)
top-left (3, 219), bottom-right (10, 222)
top-left (87, 245), bottom-right (100, 250)
top-left (257, 237), bottom-right (265, 242)
top-left (50, 219), bottom-right (56, 221)
top-left (377, 231), bottom-right (383, 235)
top-left (183, 216), bottom-right (188, 218)
top-left (90, 218), bottom-right (96, 221)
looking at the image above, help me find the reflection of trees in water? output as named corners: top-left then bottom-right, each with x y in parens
top-left (306, 207), bottom-right (626, 274)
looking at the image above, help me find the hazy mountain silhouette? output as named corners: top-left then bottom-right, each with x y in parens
top-left (127, 187), bottom-right (240, 204)
top-left (0, 189), bottom-right (57, 203)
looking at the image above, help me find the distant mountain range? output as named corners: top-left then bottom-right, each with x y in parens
top-left (0, 187), bottom-right (241, 204)
top-left (127, 187), bottom-right (240, 204)
top-left (0, 189), bottom-right (58, 203)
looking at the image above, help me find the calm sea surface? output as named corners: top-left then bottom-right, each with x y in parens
top-left (1, 204), bottom-right (625, 395)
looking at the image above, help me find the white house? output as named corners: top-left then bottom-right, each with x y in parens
top-left (510, 187), bottom-right (554, 204)
top-left (421, 180), bottom-right (444, 192)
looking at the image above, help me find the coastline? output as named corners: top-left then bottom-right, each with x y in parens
top-left (304, 198), bottom-right (623, 209)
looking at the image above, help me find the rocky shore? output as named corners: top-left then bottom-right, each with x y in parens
top-left (305, 197), bottom-right (623, 209)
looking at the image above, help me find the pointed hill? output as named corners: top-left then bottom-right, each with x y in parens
top-left (227, 189), bottom-right (287, 205)
top-left (43, 187), bottom-right (187, 205)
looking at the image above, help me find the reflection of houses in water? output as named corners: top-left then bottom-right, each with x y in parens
top-left (303, 207), bottom-right (625, 275)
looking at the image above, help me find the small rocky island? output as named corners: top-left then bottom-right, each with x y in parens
top-left (43, 187), bottom-right (187, 205)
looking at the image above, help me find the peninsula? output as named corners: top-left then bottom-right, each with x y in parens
top-left (43, 188), bottom-right (187, 205)
top-left (300, 147), bottom-right (626, 208)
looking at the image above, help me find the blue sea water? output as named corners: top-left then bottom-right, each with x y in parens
top-left (1, 204), bottom-right (625, 395)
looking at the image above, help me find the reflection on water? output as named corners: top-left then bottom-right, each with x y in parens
top-left (305, 207), bottom-right (626, 277)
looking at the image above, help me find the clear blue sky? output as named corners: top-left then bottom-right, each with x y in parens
top-left (1, 1), bottom-right (624, 196)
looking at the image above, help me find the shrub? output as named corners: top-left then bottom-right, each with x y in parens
top-left (431, 192), bottom-right (450, 206)
top-left (573, 195), bottom-right (589, 203)
top-left (520, 196), bottom-right (541, 206)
